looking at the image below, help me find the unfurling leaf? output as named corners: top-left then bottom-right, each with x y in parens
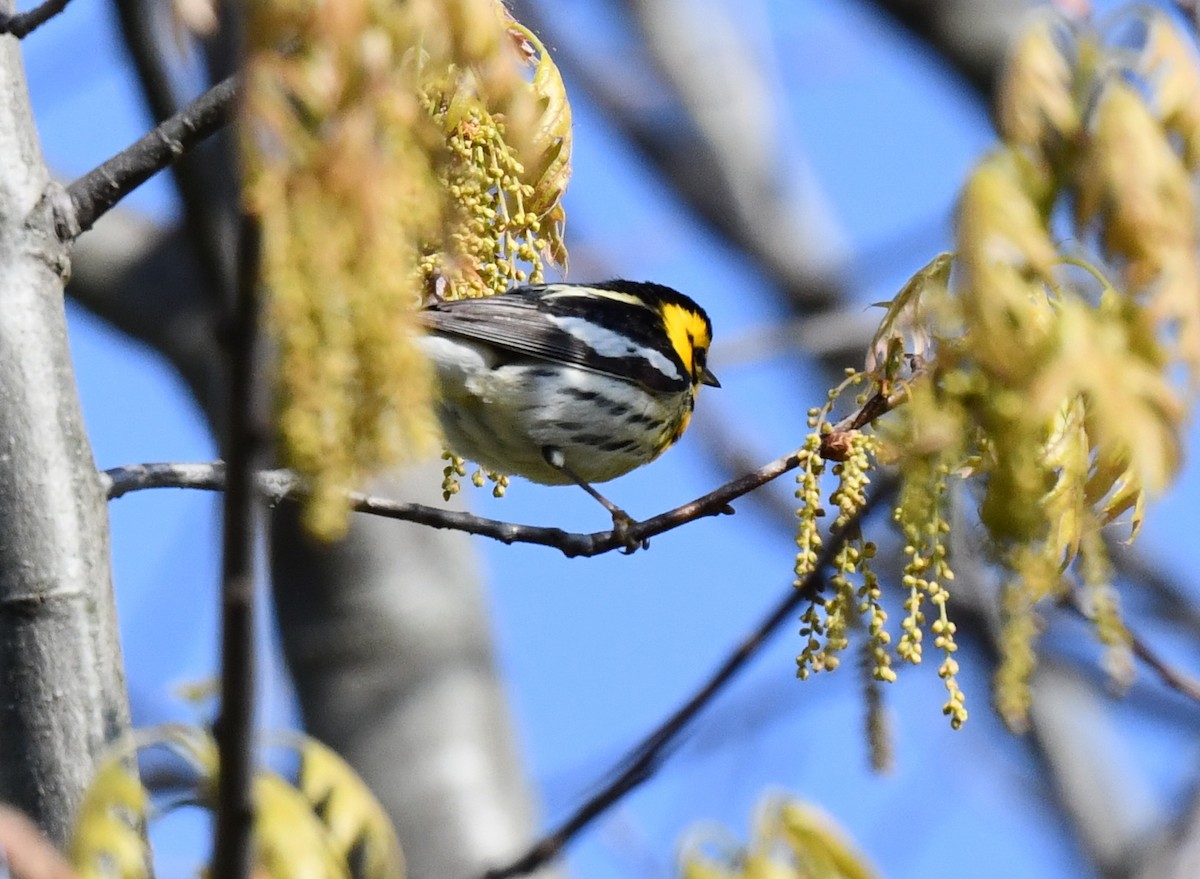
top-left (1042, 296), bottom-right (1184, 533)
top-left (1076, 76), bottom-right (1194, 285)
top-left (996, 10), bottom-right (1080, 157)
top-left (1041, 398), bottom-right (1089, 563)
top-left (864, 251), bottom-right (948, 380)
top-left (1119, 8), bottom-right (1200, 165)
top-left (957, 149), bottom-right (1058, 382)
top-left (778, 803), bottom-right (879, 879)
top-left (256, 771), bottom-right (350, 879)
top-left (68, 725), bottom-right (404, 879)
top-left (501, 17), bottom-right (572, 264)
top-left (70, 751), bottom-right (149, 879)
top-left (679, 797), bottom-right (880, 879)
top-left (290, 736), bottom-right (404, 879)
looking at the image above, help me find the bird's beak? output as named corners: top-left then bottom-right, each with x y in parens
top-left (700, 367), bottom-right (721, 388)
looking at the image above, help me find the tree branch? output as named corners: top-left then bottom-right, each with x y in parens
top-left (210, 217), bottom-right (264, 879)
top-left (480, 476), bottom-right (899, 879)
top-left (102, 443), bottom-right (814, 557)
top-left (0, 0), bottom-right (71, 38)
top-left (819, 382), bottom-right (913, 461)
top-left (64, 74), bottom-right (238, 237)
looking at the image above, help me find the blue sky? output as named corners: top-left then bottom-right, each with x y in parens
top-left (21, 1), bottom-right (1200, 877)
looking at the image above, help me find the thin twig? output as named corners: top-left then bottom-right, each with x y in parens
top-left (65, 74), bottom-right (238, 237)
top-left (102, 442), bottom-right (811, 557)
top-left (0, 0), bottom-right (72, 38)
top-left (210, 217), bottom-right (264, 879)
top-left (480, 476), bottom-right (899, 879)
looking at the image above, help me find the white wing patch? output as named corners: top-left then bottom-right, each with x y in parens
top-left (549, 315), bottom-right (683, 383)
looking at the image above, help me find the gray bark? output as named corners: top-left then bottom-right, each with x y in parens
top-left (0, 28), bottom-right (130, 845)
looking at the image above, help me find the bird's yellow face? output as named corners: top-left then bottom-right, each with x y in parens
top-left (659, 301), bottom-right (718, 393)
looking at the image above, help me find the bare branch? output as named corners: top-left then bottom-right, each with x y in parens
top-left (210, 217), bottom-right (265, 879)
top-left (480, 477), bottom-right (899, 879)
top-left (65, 74), bottom-right (238, 236)
top-left (1177, 0), bottom-right (1200, 33)
top-left (103, 442), bottom-right (815, 557)
top-left (0, 0), bottom-right (72, 38)
top-left (104, 461), bottom-right (228, 496)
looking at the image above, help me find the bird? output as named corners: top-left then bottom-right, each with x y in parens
top-left (416, 279), bottom-right (719, 540)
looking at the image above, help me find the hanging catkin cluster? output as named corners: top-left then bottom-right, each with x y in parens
top-left (793, 7), bottom-right (1200, 736)
top-left (241, 0), bottom-right (571, 538)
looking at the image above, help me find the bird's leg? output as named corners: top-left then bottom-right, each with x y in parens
top-left (542, 447), bottom-right (646, 553)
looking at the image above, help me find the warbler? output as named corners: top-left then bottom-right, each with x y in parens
top-left (417, 280), bottom-right (719, 526)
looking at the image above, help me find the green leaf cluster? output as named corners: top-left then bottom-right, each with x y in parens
top-left (70, 725), bottom-right (403, 879)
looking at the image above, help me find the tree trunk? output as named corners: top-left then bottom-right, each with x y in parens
top-left (0, 24), bottom-right (131, 845)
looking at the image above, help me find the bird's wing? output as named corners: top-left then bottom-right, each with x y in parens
top-left (419, 293), bottom-right (688, 393)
